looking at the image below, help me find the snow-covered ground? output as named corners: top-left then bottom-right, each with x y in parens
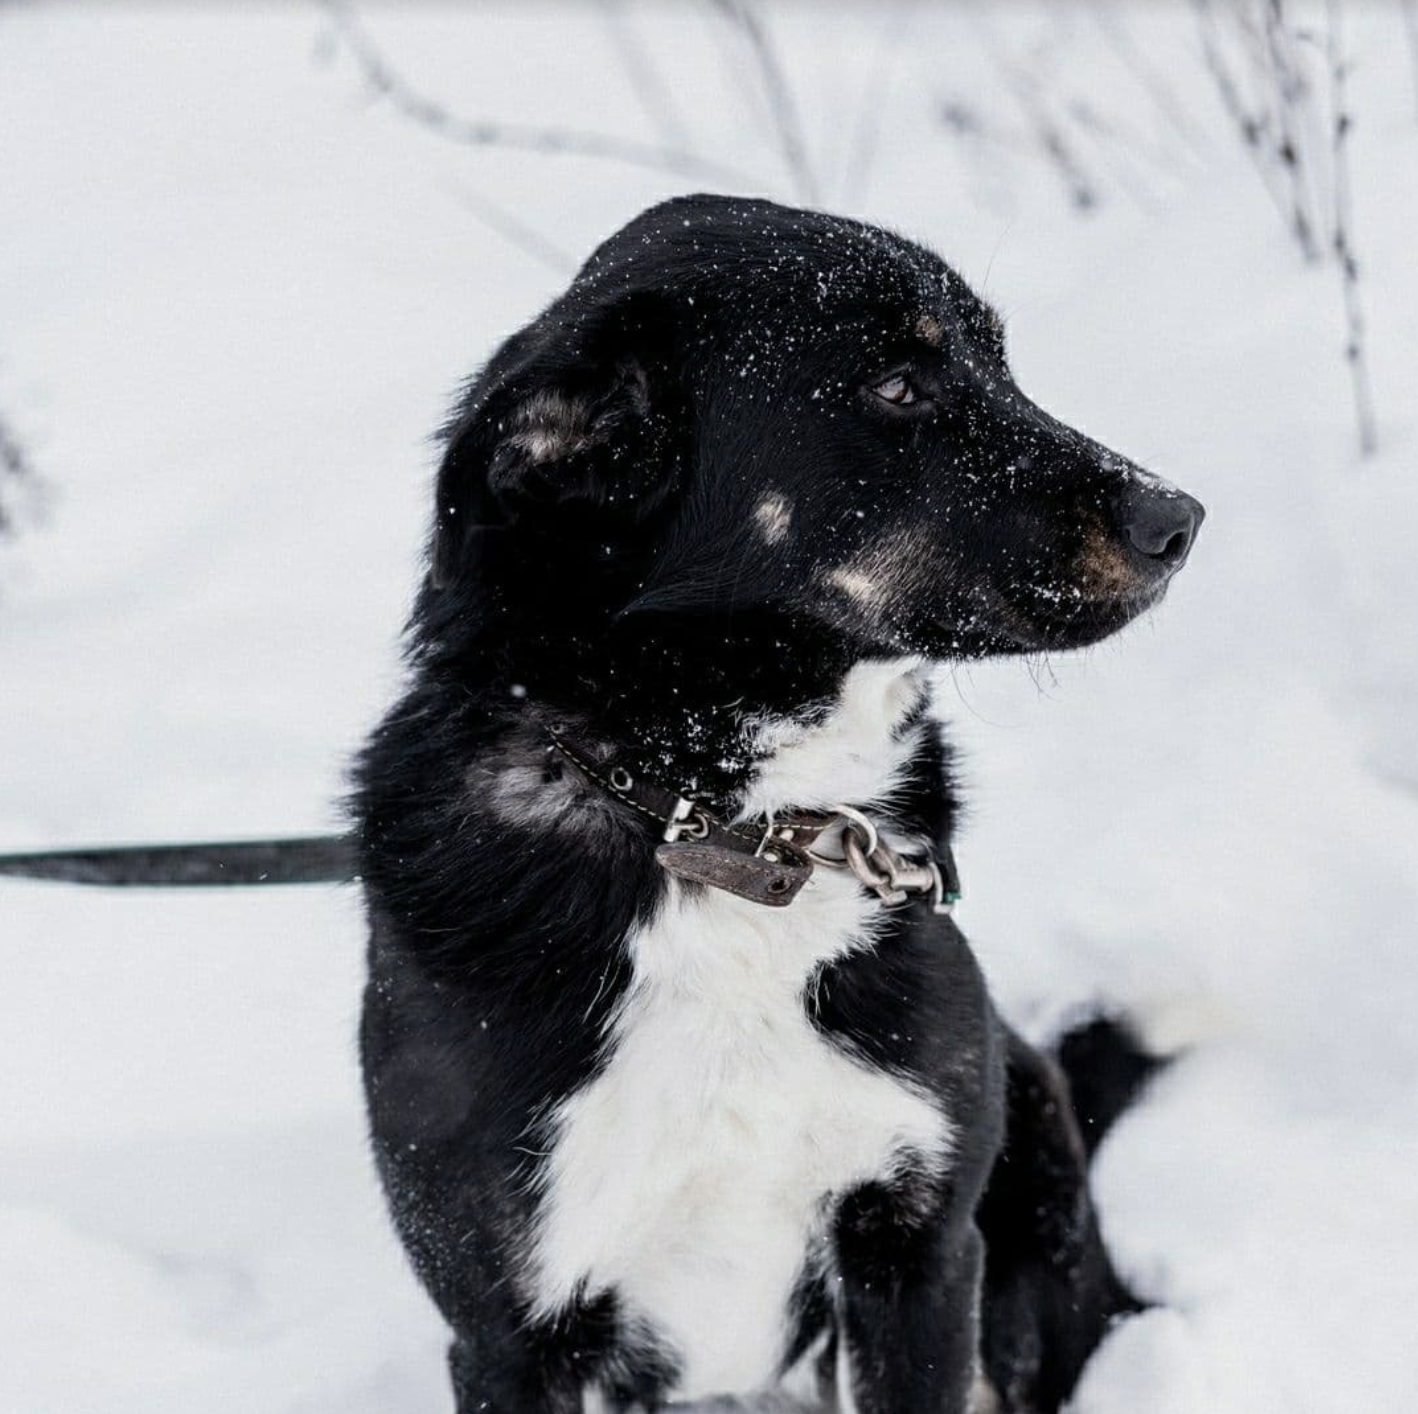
top-left (2, 4), bottom-right (1416, 1410)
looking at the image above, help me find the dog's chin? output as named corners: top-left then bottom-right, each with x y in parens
top-left (1009, 584), bottom-right (1168, 651)
top-left (900, 584), bottom-right (1168, 660)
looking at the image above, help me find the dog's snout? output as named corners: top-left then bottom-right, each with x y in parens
top-left (1119, 487), bottom-right (1204, 572)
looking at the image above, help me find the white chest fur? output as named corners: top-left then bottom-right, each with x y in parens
top-left (526, 660), bottom-right (951, 1404)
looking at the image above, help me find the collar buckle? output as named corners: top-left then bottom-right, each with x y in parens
top-left (663, 797), bottom-right (711, 844)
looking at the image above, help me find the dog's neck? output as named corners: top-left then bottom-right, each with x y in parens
top-left (568, 620), bottom-right (929, 813)
top-left (566, 647), bottom-right (932, 826)
top-left (420, 561), bottom-right (933, 812)
top-left (734, 656), bottom-right (930, 820)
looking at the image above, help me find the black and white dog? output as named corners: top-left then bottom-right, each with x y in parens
top-left (353, 195), bottom-right (1203, 1413)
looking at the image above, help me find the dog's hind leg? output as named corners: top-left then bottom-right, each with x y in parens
top-left (1055, 1014), bottom-right (1164, 1159)
top-left (976, 1025), bottom-right (1147, 1414)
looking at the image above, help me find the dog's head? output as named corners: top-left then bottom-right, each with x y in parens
top-left (433, 195), bottom-right (1202, 658)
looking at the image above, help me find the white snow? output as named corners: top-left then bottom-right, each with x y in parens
top-left (2, 4), bottom-right (1416, 1410)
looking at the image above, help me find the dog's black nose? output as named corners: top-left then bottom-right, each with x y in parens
top-left (1120, 487), bottom-right (1204, 571)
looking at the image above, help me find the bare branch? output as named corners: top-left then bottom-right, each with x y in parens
top-left (1325, 0), bottom-right (1378, 456)
top-left (839, 0), bottom-right (916, 209)
top-left (0, 409), bottom-right (32, 538)
top-left (598, 0), bottom-right (696, 152)
top-left (708, 0), bottom-right (819, 203)
top-left (1085, 0), bottom-right (1213, 165)
top-left (320, 2), bottom-right (763, 192)
top-left (1192, 0), bottom-right (1315, 258)
top-left (1260, 0), bottom-right (1323, 262)
top-left (978, 33), bottom-right (1101, 212)
top-left (443, 181), bottom-right (577, 277)
top-left (1196, 0), bottom-right (1377, 454)
top-left (1063, 98), bottom-right (1165, 211)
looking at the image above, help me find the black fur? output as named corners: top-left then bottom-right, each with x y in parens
top-left (1058, 1015), bottom-right (1166, 1160)
top-left (353, 195), bottom-right (1202, 1412)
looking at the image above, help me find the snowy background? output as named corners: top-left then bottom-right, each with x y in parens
top-left (2, 3), bottom-right (1416, 1410)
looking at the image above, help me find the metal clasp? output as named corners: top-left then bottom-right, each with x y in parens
top-left (813, 804), bottom-right (957, 914)
top-left (805, 804), bottom-right (878, 870)
top-left (663, 797), bottom-right (710, 844)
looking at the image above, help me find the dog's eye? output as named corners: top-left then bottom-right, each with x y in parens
top-left (871, 373), bottom-right (919, 406)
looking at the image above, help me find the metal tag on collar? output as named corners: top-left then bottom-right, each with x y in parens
top-left (655, 840), bottom-right (812, 907)
top-left (935, 843), bottom-right (963, 915)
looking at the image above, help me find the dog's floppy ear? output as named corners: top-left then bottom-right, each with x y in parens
top-left (431, 292), bottom-right (683, 587)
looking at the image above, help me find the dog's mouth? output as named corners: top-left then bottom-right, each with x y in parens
top-left (994, 518), bottom-right (1185, 650)
top-left (978, 578), bottom-right (1168, 652)
top-left (1032, 578), bottom-right (1162, 646)
top-left (824, 514), bottom-right (1192, 659)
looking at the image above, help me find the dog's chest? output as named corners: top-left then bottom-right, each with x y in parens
top-left (529, 876), bottom-right (950, 1403)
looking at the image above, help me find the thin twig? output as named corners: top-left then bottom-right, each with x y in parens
top-left (993, 56), bottom-right (1100, 211)
top-left (708, 0), bottom-right (819, 202)
top-left (935, 97), bottom-right (1025, 214)
top-left (1085, 0), bottom-right (1212, 164)
top-left (0, 416), bottom-right (26, 482)
top-left (968, 8), bottom-right (1101, 213)
top-left (1192, 0), bottom-right (1302, 248)
top-left (321, 2), bottom-right (763, 192)
top-left (1064, 99), bottom-right (1162, 211)
top-left (443, 181), bottom-right (578, 277)
top-left (597, 0), bottom-right (696, 152)
top-left (838, 0), bottom-right (915, 209)
top-left (1325, 0), bottom-right (1378, 456)
top-left (1260, 0), bottom-right (1322, 262)
top-left (0, 410), bottom-right (32, 537)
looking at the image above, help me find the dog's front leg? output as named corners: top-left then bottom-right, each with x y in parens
top-left (447, 1325), bottom-right (584, 1414)
top-left (832, 1183), bottom-right (984, 1414)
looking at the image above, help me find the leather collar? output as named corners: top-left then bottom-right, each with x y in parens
top-left (546, 725), bottom-right (960, 913)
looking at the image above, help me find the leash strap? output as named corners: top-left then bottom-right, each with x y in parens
top-left (0, 742), bottom-right (962, 912)
top-left (0, 836), bottom-right (356, 887)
